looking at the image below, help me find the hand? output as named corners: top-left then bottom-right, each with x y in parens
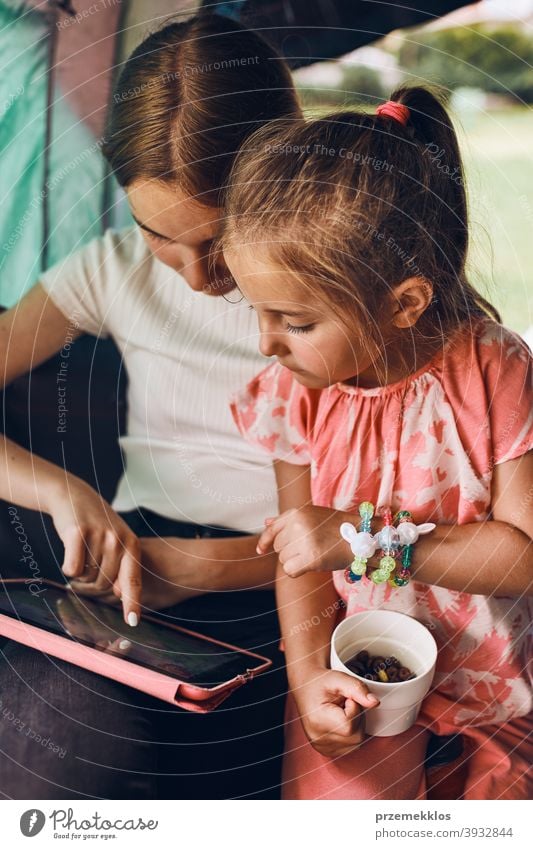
top-left (47, 475), bottom-right (141, 626)
top-left (69, 537), bottom-right (200, 613)
top-left (292, 666), bottom-right (380, 757)
top-left (257, 506), bottom-right (352, 577)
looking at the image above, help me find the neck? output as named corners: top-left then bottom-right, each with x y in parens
top-left (344, 332), bottom-right (443, 390)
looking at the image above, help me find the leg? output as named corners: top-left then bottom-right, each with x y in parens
top-left (0, 641), bottom-right (159, 799)
top-left (458, 714), bottom-right (533, 800)
top-left (152, 590), bottom-right (287, 800)
top-left (282, 694), bottom-right (429, 800)
top-left (123, 509), bottom-right (287, 799)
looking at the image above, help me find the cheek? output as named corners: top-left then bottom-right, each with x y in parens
top-left (148, 241), bottom-right (183, 270)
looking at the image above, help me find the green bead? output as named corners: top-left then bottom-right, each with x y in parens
top-left (394, 576), bottom-right (409, 587)
top-left (395, 510), bottom-right (412, 523)
top-left (350, 557), bottom-right (367, 576)
top-left (379, 555), bottom-right (396, 575)
top-left (402, 547), bottom-right (412, 568)
top-left (371, 569), bottom-right (388, 584)
top-left (359, 501), bottom-right (374, 521)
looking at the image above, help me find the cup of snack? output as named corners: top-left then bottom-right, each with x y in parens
top-left (330, 609), bottom-right (437, 737)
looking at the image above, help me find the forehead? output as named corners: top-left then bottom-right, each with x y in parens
top-left (127, 179), bottom-right (221, 244)
top-left (225, 245), bottom-right (311, 304)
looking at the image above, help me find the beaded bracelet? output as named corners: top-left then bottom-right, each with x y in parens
top-left (340, 502), bottom-right (435, 588)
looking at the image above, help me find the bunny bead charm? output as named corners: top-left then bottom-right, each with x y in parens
top-left (341, 503), bottom-right (437, 588)
top-left (340, 501), bottom-right (377, 583)
top-left (391, 510), bottom-right (436, 587)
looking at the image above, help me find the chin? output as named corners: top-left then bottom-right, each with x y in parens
top-left (290, 371), bottom-right (330, 388)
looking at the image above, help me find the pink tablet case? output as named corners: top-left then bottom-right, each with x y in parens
top-left (0, 580), bottom-right (272, 712)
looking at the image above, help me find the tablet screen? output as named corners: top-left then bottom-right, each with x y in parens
top-left (0, 585), bottom-right (260, 687)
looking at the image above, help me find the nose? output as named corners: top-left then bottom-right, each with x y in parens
top-left (181, 252), bottom-right (210, 291)
top-left (259, 328), bottom-right (288, 358)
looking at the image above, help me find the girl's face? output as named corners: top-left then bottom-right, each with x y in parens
top-left (126, 179), bottom-right (233, 296)
top-left (225, 247), bottom-right (388, 389)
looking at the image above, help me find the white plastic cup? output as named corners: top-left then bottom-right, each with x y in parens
top-left (330, 610), bottom-right (437, 737)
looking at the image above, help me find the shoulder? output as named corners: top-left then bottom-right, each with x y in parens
top-left (442, 316), bottom-right (532, 388)
top-left (441, 317), bottom-right (533, 465)
top-left (230, 363), bottom-right (315, 464)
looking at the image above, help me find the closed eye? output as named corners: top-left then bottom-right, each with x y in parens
top-left (286, 322), bottom-right (314, 334)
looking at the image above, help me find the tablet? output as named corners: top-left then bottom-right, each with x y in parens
top-left (0, 579), bottom-right (271, 711)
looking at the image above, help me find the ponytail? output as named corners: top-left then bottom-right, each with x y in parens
top-left (390, 85), bottom-right (500, 324)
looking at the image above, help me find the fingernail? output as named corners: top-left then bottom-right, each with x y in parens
top-left (119, 639), bottom-right (132, 650)
top-left (127, 612), bottom-right (138, 627)
top-left (256, 545), bottom-right (263, 554)
top-left (368, 695), bottom-right (380, 705)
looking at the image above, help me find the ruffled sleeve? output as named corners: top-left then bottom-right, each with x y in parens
top-left (477, 321), bottom-right (533, 465)
top-left (230, 362), bottom-right (312, 465)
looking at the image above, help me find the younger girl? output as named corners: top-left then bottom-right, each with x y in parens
top-left (223, 86), bottom-right (533, 799)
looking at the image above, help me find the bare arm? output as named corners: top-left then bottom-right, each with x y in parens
top-left (0, 282), bottom-right (142, 623)
top-left (273, 460), bottom-right (377, 756)
top-left (274, 461), bottom-right (339, 685)
top-left (411, 451), bottom-right (533, 596)
top-left (259, 452), bottom-right (533, 598)
top-left (136, 532), bottom-right (278, 605)
top-left (0, 282), bottom-right (82, 510)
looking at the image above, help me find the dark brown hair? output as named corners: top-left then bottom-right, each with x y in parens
top-left (102, 13), bottom-right (301, 205)
top-left (223, 84), bottom-right (499, 345)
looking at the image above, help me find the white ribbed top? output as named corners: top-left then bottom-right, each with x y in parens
top-left (40, 227), bottom-right (277, 532)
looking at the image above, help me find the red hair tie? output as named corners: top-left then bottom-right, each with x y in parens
top-left (376, 100), bottom-right (410, 126)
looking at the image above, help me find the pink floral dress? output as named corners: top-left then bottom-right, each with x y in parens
top-left (231, 318), bottom-right (533, 799)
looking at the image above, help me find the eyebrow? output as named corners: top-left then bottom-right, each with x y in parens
top-left (263, 307), bottom-right (313, 318)
top-left (131, 214), bottom-right (172, 241)
top-left (248, 304), bottom-right (315, 318)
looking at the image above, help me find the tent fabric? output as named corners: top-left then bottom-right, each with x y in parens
top-left (0, 0), bottom-right (471, 308)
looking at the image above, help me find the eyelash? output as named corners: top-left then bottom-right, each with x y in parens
top-left (247, 305), bottom-right (314, 334)
top-left (286, 322), bottom-right (314, 334)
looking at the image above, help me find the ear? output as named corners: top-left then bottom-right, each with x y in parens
top-left (390, 277), bottom-right (433, 329)
top-left (417, 523), bottom-right (436, 535)
top-left (340, 522), bottom-right (357, 543)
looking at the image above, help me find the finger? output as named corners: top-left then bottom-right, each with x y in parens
top-left (282, 555), bottom-right (308, 578)
top-left (90, 533), bottom-right (126, 592)
top-left (344, 697), bottom-right (359, 721)
top-left (61, 528), bottom-right (88, 578)
top-left (257, 512), bottom-right (290, 553)
top-left (329, 670), bottom-right (380, 708)
top-left (313, 702), bottom-right (359, 739)
top-left (257, 523), bottom-right (278, 554)
top-left (117, 548), bottom-right (142, 626)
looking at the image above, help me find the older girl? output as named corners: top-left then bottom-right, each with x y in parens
top-left (0, 13), bottom-right (300, 799)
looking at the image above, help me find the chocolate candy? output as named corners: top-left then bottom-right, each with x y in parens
top-left (345, 649), bottom-right (415, 683)
top-left (346, 660), bottom-right (366, 675)
top-left (398, 667), bottom-right (416, 681)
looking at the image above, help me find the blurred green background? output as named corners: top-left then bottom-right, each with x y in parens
top-left (295, 18), bottom-right (533, 337)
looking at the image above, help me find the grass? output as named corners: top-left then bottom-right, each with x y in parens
top-left (459, 107), bottom-right (533, 335)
